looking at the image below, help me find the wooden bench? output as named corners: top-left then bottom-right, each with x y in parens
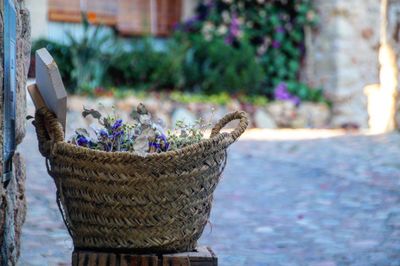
top-left (72, 246), bottom-right (218, 266)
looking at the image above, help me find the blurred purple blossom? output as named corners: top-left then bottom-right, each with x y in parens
top-left (112, 119), bottom-right (123, 130)
top-left (225, 13), bottom-right (241, 44)
top-left (272, 40), bottom-right (281, 49)
top-left (275, 26), bottom-right (285, 33)
top-left (99, 129), bottom-right (108, 138)
top-left (112, 130), bottom-right (124, 139)
top-left (159, 133), bottom-right (170, 151)
top-left (274, 82), bottom-right (301, 106)
top-left (175, 15), bottom-right (200, 31)
top-left (77, 136), bottom-right (89, 146)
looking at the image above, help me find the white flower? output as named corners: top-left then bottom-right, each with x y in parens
top-left (222, 11), bottom-right (230, 22)
top-left (217, 25), bottom-right (228, 35)
top-left (202, 22), bottom-right (215, 35)
top-left (139, 113), bottom-right (152, 125)
top-left (133, 127), bottom-right (155, 154)
top-left (203, 33), bottom-right (212, 41)
top-left (257, 45), bottom-right (267, 55)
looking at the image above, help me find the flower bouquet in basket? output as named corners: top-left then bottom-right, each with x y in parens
top-left (32, 98), bottom-right (248, 253)
top-left (70, 103), bottom-right (213, 155)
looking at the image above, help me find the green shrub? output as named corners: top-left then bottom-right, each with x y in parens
top-left (176, 33), bottom-right (265, 94)
top-left (108, 38), bottom-right (184, 90)
top-left (66, 15), bottom-right (120, 93)
top-left (31, 2), bottom-right (328, 105)
top-left (177, 0), bottom-right (323, 101)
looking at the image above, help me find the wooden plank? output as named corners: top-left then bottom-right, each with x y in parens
top-left (108, 254), bottom-right (117, 265)
top-left (72, 252), bottom-right (78, 266)
top-left (98, 253), bottom-right (108, 266)
top-left (162, 256), bottom-right (190, 266)
top-left (88, 252), bottom-right (98, 266)
top-left (72, 247), bottom-right (215, 266)
top-left (35, 48), bottom-right (67, 131)
top-left (78, 252), bottom-right (87, 266)
top-left (27, 84), bottom-right (46, 109)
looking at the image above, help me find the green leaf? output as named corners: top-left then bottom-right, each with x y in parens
top-left (82, 107), bottom-right (102, 119)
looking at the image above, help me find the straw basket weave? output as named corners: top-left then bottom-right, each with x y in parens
top-left (33, 106), bottom-right (248, 252)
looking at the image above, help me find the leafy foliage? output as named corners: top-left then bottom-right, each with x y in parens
top-left (177, 0), bottom-right (323, 102)
top-left (66, 14), bottom-right (120, 93)
top-left (31, 3), bottom-right (328, 104)
top-left (108, 38), bottom-right (184, 90)
top-left (175, 33), bottom-right (265, 94)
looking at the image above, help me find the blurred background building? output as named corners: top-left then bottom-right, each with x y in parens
top-left (24, 0), bottom-right (400, 131)
top-left (26, 0), bottom-right (196, 41)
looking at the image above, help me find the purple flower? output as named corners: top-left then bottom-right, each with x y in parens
top-left (149, 142), bottom-right (161, 149)
top-left (274, 83), bottom-right (290, 99)
top-left (272, 40), bottom-right (281, 49)
top-left (275, 26), bottom-right (285, 33)
top-left (225, 13), bottom-right (241, 45)
top-left (158, 133), bottom-right (167, 142)
top-left (158, 133), bottom-right (170, 151)
top-left (112, 130), bottom-right (124, 138)
top-left (99, 129), bottom-right (108, 138)
top-left (230, 17), bottom-right (240, 37)
top-left (274, 82), bottom-right (301, 106)
top-left (77, 136), bottom-right (89, 146)
top-left (112, 119), bottom-right (123, 130)
top-left (175, 15), bottom-right (200, 31)
top-left (225, 35), bottom-right (234, 45)
top-left (184, 16), bottom-right (199, 27)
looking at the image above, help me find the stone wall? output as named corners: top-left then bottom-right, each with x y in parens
top-left (388, 0), bottom-right (400, 127)
top-left (303, 0), bottom-right (381, 128)
top-left (0, 0), bottom-right (30, 265)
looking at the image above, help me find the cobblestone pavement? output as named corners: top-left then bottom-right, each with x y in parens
top-left (18, 105), bottom-right (400, 265)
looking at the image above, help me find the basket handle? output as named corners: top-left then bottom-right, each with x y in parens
top-left (210, 111), bottom-right (249, 142)
top-left (33, 107), bottom-right (64, 157)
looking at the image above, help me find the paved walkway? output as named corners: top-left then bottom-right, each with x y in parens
top-left (18, 107), bottom-right (400, 265)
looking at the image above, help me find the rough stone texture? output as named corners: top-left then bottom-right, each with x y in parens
top-left (16, 3), bottom-right (31, 145)
top-left (1, 153), bottom-right (26, 265)
top-left (387, 0), bottom-right (400, 86)
top-left (264, 101), bottom-right (331, 128)
top-left (387, 0), bottom-right (400, 128)
top-left (303, 0), bottom-right (381, 128)
top-left (254, 109), bottom-right (277, 129)
top-left (68, 95), bottom-right (330, 130)
top-left (0, 0), bottom-right (30, 264)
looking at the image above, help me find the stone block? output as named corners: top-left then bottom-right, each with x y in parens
top-left (302, 0), bottom-right (380, 128)
top-left (0, 0), bottom-right (30, 264)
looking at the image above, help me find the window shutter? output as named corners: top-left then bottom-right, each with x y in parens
top-left (117, 0), bottom-right (152, 36)
top-left (86, 0), bottom-right (118, 25)
top-left (48, 0), bottom-right (117, 25)
top-left (48, 0), bottom-right (182, 36)
top-left (156, 0), bottom-right (182, 36)
top-left (48, 0), bottom-right (81, 23)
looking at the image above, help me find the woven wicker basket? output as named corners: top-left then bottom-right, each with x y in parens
top-left (33, 106), bottom-right (248, 252)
